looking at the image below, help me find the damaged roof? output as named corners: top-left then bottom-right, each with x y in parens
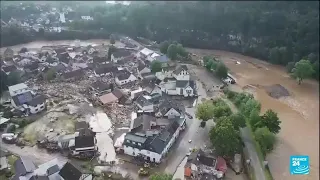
top-left (91, 81), bottom-right (113, 92)
top-left (75, 135), bottom-right (95, 149)
top-left (116, 70), bottom-right (133, 81)
top-left (99, 93), bottom-right (118, 104)
top-left (94, 63), bottom-right (118, 75)
top-left (27, 94), bottom-right (46, 107)
top-left (135, 95), bottom-right (153, 108)
top-left (137, 62), bottom-right (147, 71)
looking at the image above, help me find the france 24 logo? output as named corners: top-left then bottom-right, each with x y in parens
top-left (290, 155), bottom-right (309, 175)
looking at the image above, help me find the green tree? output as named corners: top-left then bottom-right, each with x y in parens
top-left (149, 173), bottom-right (173, 180)
top-left (160, 40), bottom-right (170, 54)
top-left (167, 44), bottom-right (178, 60)
top-left (249, 110), bottom-right (262, 131)
top-left (258, 109), bottom-right (281, 134)
top-left (254, 127), bottom-right (276, 156)
top-left (196, 101), bottom-right (215, 126)
top-left (291, 59), bottom-right (315, 84)
top-left (241, 99), bottom-right (261, 117)
top-left (215, 62), bottom-right (228, 79)
top-left (229, 112), bottom-right (246, 129)
top-left (213, 105), bottom-right (232, 119)
top-left (151, 60), bottom-right (162, 73)
top-left (312, 61), bottom-right (319, 80)
top-left (210, 119), bottom-right (242, 158)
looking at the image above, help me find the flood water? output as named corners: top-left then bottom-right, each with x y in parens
top-left (187, 48), bottom-right (319, 180)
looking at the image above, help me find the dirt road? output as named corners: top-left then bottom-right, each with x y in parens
top-left (187, 48), bottom-right (319, 180)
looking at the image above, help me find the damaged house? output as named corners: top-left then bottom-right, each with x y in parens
top-left (94, 63), bottom-right (118, 77)
top-left (90, 81), bottom-right (114, 96)
top-left (184, 149), bottom-right (227, 179)
top-left (111, 49), bottom-right (132, 63)
top-left (2, 65), bottom-right (18, 75)
top-left (137, 62), bottom-right (155, 80)
top-left (115, 69), bottom-right (137, 86)
top-left (134, 95), bottom-right (154, 112)
top-left (8, 83), bottom-right (47, 114)
top-left (123, 114), bottom-right (186, 163)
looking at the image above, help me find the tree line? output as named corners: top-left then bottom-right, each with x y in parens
top-left (1, 2), bottom-right (319, 79)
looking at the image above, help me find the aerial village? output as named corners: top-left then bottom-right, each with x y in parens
top-left (0, 37), bottom-right (237, 180)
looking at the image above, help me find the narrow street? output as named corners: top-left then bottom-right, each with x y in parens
top-left (163, 80), bottom-right (214, 174)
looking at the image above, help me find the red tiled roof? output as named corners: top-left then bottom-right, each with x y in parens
top-left (216, 156), bottom-right (227, 173)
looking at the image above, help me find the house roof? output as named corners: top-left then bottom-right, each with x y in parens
top-left (57, 52), bottom-right (71, 64)
top-left (59, 162), bottom-right (82, 180)
top-left (62, 69), bottom-right (83, 79)
top-left (137, 62), bottom-right (147, 71)
top-left (141, 72), bottom-right (155, 79)
top-left (8, 83), bottom-right (28, 93)
top-left (158, 100), bottom-right (181, 116)
top-left (4, 48), bottom-right (14, 55)
top-left (93, 56), bottom-right (107, 64)
top-left (112, 89), bottom-right (124, 99)
top-left (147, 120), bottom-right (180, 154)
top-left (75, 135), bottom-right (95, 149)
top-left (14, 156), bottom-right (37, 176)
top-left (94, 63), bottom-right (117, 75)
top-left (2, 65), bottom-right (17, 73)
top-left (135, 95), bottom-right (153, 108)
top-left (91, 81), bottom-right (113, 92)
top-left (112, 49), bottom-right (131, 58)
top-left (155, 55), bottom-right (169, 63)
top-left (173, 65), bottom-right (188, 75)
top-left (132, 114), bottom-right (155, 131)
top-left (116, 70), bottom-right (132, 81)
top-left (27, 94), bottom-right (46, 107)
top-left (125, 133), bottom-right (147, 144)
top-left (140, 48), bottom-right (153, 56)
top-left (12, 91), bottom-right (33, 106)
top-left (99, 93), bottom-right (118, 104)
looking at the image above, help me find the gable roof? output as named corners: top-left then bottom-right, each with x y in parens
top-left (173, 65), bottom-right (188, 75)
top-left (14, 156), bottom-right (37, 176)
top-left (91, 81), bottom-right (113, 92)
top-left (112, 89), bottom-right (124, 99)
top-left (140, 48), bottom-right (153, 56)
top-left (4, 48), bottom-right (14, 55)
top-left (8, 83), bottom-right (28, 94)
top-left (158, 100), bottom-right (181, 116)
top-left (131, 114), bottom-right (155, 131)
top-left (59, 162), bottom-right (82, 180)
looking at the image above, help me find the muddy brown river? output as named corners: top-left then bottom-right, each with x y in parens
top-left (188, 48), bottom-right (319, 180)
top-left (2, 40), bottom-right (318, 180)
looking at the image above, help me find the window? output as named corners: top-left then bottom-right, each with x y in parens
top-left (138, 143), bottom-right (141, 146)
top-left (132, 142), bottom-right (136, 144)
top-left (40, 105), bottom-right (44, 109)
top-left (133, 152), bottom-right (135, 155)
top-left (127, 140), bottom-right (131, 143)
top-left (35, 108), bottom-right (39, 112)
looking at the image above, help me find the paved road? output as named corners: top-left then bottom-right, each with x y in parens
top-left (163, 80), bottom-right (213, 174)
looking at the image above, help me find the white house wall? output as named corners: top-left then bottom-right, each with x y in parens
top-left (161, 127), bottom-right (181, 156)
top-left (183, 86), bottom-right (194, 97)
top-left (115, 74), bottom-right (137, 86)
top-left (29, 102), bottom-right (45, 114)
top-left (174, 70), bottom-right (190, 81)
top-left (123, 145), bottom-right (162, 163)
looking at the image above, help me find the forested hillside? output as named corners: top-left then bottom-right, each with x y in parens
top-left (1, 1), bottom-right (319, 78)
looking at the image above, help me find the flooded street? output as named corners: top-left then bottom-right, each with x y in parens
top-left (187, 48), bottom-right (319, 180)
